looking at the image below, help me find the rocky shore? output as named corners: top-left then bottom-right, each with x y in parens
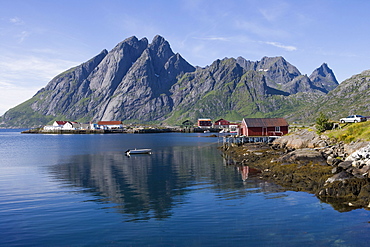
top-left (222, 129), bottom-right (370, 211)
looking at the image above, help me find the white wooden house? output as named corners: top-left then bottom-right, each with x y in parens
top-left (44, 121), bottom-right (80, 130)
top-left (62, 122), bottom-right (75, 130)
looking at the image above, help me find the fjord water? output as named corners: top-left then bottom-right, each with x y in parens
top-left (1, 130), bottom-right (370, 246)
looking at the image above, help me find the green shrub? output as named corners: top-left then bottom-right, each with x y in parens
top-left (315, 112), bottom-right (333, 133)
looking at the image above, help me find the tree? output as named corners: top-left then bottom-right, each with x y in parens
top-left (315, 112), bottom-right (333, 133)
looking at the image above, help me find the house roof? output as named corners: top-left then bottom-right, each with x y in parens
top-left (55, 121), bottom-right (69, 125)
top-left (243, 118), bottom-right (288, 127)
top-left (97, 121), bottom-right (122, 125)
top-left (182, 120), bottom-right (193, 124)
top-left (215, 118), bottom-right (229, 123)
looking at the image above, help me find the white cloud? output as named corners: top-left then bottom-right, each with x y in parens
top-left (17, 30), bottom-right (30, 43)
top-left (9, 17), bottom-right (24, 25)
top-left (0, 83), bottom-right (39, 115)
top-left (0, 81), bottom-right (12, 87)
top-left (193, 36), bottom-right (230, 41)
top-left (0, 54), bottom-right (78, 115)
top-left (0, 55), bottom-right (77, 84)
top-left (263, 41), bottom-right (297, 51)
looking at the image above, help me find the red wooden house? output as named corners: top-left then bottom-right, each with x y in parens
top-left (239, 118), bottom-right (289, 136)
top-left (197, 118), bottom-right (212, 128)
top-left (214, 119), bottom-right (230, 128)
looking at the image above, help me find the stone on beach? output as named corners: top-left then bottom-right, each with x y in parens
top-left (275, 148), bottom-right (326, 165)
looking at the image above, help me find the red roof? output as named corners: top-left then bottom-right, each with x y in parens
top-left (55, 121), bottom-right (69, 125)
top-left (215, 119), bottom-right (230, 124)
top-left (243, 118), bottom-right (288, 127)
top-left (97, 121), bottom-right (122, 125)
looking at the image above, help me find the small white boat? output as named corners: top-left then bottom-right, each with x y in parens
top-left (125, 148), bottom-right (152, 155)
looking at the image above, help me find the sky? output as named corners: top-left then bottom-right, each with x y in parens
top-left (1, 0), bottom-right (370, 115)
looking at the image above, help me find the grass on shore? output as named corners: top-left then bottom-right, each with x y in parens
top-left (326, 121), bottom-right (370, 143)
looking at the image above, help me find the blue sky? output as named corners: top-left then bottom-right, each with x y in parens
top-left (1, 0), bottom-right (370, 115)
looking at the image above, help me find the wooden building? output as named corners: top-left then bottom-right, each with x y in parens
top-left (97, 121), bottom-right (123, 129)
top-left (239, 118), bottom-right (289, 136)
top-left (197, 118), bottom-right (212, 128)
top-left (214, 119), bottom-right (230, 128)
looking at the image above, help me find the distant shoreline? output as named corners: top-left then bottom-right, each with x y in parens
top-left (21, 127), bottom-right (223, 134)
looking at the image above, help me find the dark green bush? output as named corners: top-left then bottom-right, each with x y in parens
top-left (315, 112), bottom-right (333, 133)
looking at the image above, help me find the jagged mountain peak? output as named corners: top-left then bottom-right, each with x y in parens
top-left (296, 68), bottom-right (370, 124)
top-left (281, 74), bottom-right (326, 95)
top-left (151, 34), bottom-right (166, 44)
top-left (235, 56), bottom-right (257, 71)
top-left (149, 35), bottom-right (172, 52)
top-left (165, 53), bottom-right (195, 72)
top-left (255, 56), bottom-right (301, 88)
top-left (309, 63), bottom-right (338, 92)
top-left (149, 35), bottom-right (174, 58)
top-left (1, 35), bottom-right (342, 127)
top-left (99, 49), bottom-right (109, 56)
top-left (312, 63), bottom-right (334, 77)
top-left (112, 36), bottom-right (148, 51)
top-left (209, 57), bottom-right (236, 67)
top-left (321, 62), bottom-right (329, 69)
top-left (260, 55), bottom-right (285, 63)
top-left (258, 56), bottom-right (299, 73)
top-left (259, 56), bottom-right (286, 67)
top-left (88, 35), bottom-right (148, 93)
top-left (133, 35), bottom-right (174, 76)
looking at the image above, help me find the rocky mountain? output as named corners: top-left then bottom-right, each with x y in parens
top-left (1, 35), bottom-right (340, 128)
top-left (309, 63), bottom-right (338, 93)
top-left (299, 69), bottom-right (370, 122)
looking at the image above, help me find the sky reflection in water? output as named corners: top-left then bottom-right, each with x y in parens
top-left (1, 130), bottom-right (370, 246)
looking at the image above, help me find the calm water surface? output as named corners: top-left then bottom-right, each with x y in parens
top-left (1, 129), bottom-right (370, 246)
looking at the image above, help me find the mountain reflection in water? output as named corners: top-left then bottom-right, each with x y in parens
top-left (49, 145), bottom-right (282, 221)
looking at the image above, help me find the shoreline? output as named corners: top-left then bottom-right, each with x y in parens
top-left (21, 127), bottom-right (222, 134)
top-left (221, 130), bottom-right (370, 212)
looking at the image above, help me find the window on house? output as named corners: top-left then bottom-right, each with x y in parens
top-left (275, 126), bottom-right (280, 132)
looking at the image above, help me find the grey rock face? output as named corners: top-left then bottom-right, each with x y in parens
top-left (256, 56), bottom-right (301, 88)
top-left (88, 36), bottom-right (149, 94)
top-left (30, 49), bottom-right (108, 118)
top-left (307, 69), bottom-right (370, 123)
top-left (1, 35), bottom-right (340, 127)
top-left (94, 36), bottom-right (195, 121)
top-left (309, 63), bottom-right (339, 93)
top-left (236, 56), bottom-right (338, 95)
top-left (282, 75), bottom-right (325, 95)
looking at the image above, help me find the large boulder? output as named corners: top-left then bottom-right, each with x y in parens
top-left (275, 148), bottom-right (326, 165)
top-left (325, 171), bottom-right (354, 184)
top-left (345, 143), bottom-right (370, 161)
top-left (272, 129), bottom-right (330, 149)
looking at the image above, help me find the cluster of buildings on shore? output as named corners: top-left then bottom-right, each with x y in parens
top-left (43, 121), bottom-right (124, 131)
top-left (193, 118), bottom-right (289, 136)
top-left (42, 117), bottom-right (289, 137)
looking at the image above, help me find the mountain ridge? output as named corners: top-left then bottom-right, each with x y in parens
top-left (1, 35), bottom-right (342, 128)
